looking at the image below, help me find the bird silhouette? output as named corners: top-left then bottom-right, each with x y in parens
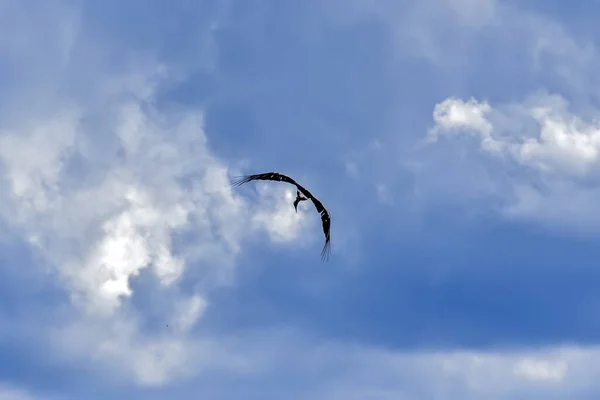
top-left (231, 172), bottom-right (331, 260)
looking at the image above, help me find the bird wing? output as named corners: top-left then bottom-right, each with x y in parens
top-left (232, 170), bottom-right (331, 261)
top-left (231, 172), bottom-right (299, 188)
top-left (309, 196), bottom-right (331, 261)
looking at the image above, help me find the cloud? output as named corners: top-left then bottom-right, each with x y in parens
top-left (513, 357), bottom-right (568, 382)
top-left (0, 0), bottom-right (318, 387)
top-left (418, 91), bottom-right (600, 231)
top-left (428, 97), bottom-right (498, 152)
top-left (305, 341), bottom-right (599, 399)
top-left (168, 330), bottom-right (600, 399)
top-left (250, 183), bottom-right (315, 244)
top-left (429, 95), bottom-right (600, 177)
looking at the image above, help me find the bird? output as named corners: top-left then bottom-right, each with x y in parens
top-left (231, 171), bottom-right (331, 260)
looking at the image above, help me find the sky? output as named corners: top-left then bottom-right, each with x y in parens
top-left (2, 0), bottom-right (600, 398)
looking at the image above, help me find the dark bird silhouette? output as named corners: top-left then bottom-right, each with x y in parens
top-left (231, 172), bottom-right (331, 260)
top-left (293, 190), bottom-right (308, 213)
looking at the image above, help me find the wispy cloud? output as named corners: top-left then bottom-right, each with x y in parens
top-left (0, 385), bottom-right (38, 400)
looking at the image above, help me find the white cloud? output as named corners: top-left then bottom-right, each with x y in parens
top-left (518, 100), bottom-right (600, 177)
top-left (251, 183), bottom-right (315, 244)
top-left (429, 97), bottom-right (501, 153)
top-left (432, 97), bottom-right (492, 135)
top-left (171, 295), bottom-right (207, 333)
top-left (513, 357), bottom-right (568, 382)
top-left (418, 92), bottom-right (600, 230)
top-left (427, 94), bottom-right (600, 174)
top-left (0, 0), bottom-right (315, 387)
top-left (51, 312), bottom-right (257, 387)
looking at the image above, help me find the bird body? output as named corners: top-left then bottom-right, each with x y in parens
top-left (231, 172), bottom-right (331, 260)
top-left (293, 190), bottom-right (308, 212)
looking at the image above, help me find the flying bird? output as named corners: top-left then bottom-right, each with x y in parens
top-left (231, 172), bottom-right (331, 260)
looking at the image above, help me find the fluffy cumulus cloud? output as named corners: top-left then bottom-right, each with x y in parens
top-left (0, 69), bottom-right (307, 383)
top-left (0, 0), bottom-right (317, 388)
top-left (430, 94), bottom-right (600, 177)
top-left (423, 92), bottom-right (600, 230)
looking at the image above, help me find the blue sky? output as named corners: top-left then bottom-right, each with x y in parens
top-left (2, 0), bottom-right (600, 398)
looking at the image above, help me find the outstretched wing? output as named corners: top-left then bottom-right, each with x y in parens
top-left (309, 197), bottom-right (331, 261)
top-left (231, 172), bottom-right (299, 188)
top-left (232, 170), bottom-right (331, 261)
